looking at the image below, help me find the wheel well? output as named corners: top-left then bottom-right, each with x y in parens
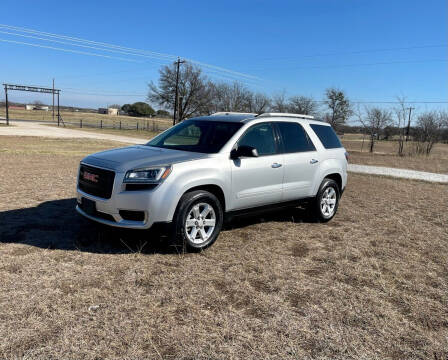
top-left (184, 185), bottom-right (226, 211)
top-left (325, 173), bottom-right (342, 191)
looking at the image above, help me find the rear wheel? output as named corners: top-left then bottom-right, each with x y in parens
top-left (310, 178), bottom-right (340, 222)
top-left (172, 190), bottom-right (223, 251)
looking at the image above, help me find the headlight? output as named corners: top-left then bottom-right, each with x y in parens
top-left (123, 165), bottom-right (172, 183)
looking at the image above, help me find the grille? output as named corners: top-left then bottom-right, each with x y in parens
top-left (78, 164), bottom-right (115, 199)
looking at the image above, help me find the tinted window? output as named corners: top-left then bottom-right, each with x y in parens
top-left (147, 120), bottom-right (243, 153)
top-left (238, 123), bottom-right (277, 156)
top-left (310, 124), bottom-right (342, 149)
top-left (277, 122), bottom-right (316, 153)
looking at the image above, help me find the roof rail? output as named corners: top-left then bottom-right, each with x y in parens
top-left (211, 112), bottom-right (257, 116)
top-left (257, 113), bottom-right (315, 120)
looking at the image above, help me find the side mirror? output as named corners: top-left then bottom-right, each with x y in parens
top-left (230, 145), bottom-right (259, 159)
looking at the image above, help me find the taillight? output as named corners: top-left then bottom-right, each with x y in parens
top-left (345, 151), bottom-right (349, 162)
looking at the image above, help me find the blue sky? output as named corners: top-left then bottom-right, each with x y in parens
top-left (0, 0), bottom-right (446, 111)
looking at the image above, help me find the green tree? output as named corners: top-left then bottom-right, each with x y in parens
top-left (121, 104), bottom-right (132, 114)
top-left (128, 102), bottom-right (155, 117)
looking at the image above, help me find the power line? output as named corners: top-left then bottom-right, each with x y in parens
top-left (255, 58), bottom-right (448, 71)
top-left (258, 44), bottom-right (447, 62)
top-left (0, 24), bottom-right (177, 61)
top-left (0, 38), bottom-right (143, 63)
top-left (0, 24), bottom-right (259, 81)
top-left (0, 30), bottom-right (175, 64)
top-left (0, 34), bottom-right (259, 84)
top-left (315, 100), bottom-right (448, 104)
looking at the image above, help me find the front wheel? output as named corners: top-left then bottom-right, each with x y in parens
top-left (172, 190), bottom-right (223, 252)
top-left (310, 178), bottom-right (340, 222)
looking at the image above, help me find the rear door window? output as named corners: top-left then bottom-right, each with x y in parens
top-left (277, 122), bottom-right (316, 153)
top-left (309, 124), bottom-right (343, 149)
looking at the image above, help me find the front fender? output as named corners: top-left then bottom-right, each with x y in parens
top-left (162, 159), bottom-right (230, 222)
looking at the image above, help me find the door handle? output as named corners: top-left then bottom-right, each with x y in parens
top-left (271, 163), bottom-right (282, 168)
top-left (310, 159), bottom-right (319, 164)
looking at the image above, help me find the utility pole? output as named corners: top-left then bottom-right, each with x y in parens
top-left (52, 78), bottom-right (55, 123)
top-left (405, 107), bottom-right (414, 142)
top-left (57, 91), bottom-right (60, 127)
top-left (4, 85), bottom-right (9, 126)
top-left (173, 57), bottom-right (185, 126)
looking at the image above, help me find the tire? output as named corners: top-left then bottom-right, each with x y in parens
top-left (172, 190), bottom-right (223, 252)
top-left (310, 178), bottom-right (340, 222)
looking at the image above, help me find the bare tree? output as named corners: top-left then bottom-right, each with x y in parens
top-left (414, 111), bottom-right (443, 155)
top-left (287, 95), bottom-right (319, 116)
top-left (247, 92), bottom-right (270, 114)
top-left (440, 111), bottom-right (448, 143)
top-left (148, 62), bottom-right (213, 122)
top-left (392, 97), bottom-right (408, 156)
top-left (271, 91), bottom-right (288, 113)
top-left (324, 88), bottom-right (352, 129)
top-left (358, 107), bottom-right (392, 152)
top-left (108, 104), bottom-right (121, 109)
top-left (442, 111), bottom-right (448, 127)
top-left (211, 81), bottom-right (252, 113)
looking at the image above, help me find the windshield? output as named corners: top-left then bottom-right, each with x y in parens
top-left (146, 120), bottom-right (243, 153)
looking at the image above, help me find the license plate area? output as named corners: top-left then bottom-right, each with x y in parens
top-left (81, 197), bottom-right (96, 216)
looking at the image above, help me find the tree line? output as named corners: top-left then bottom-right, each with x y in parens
top-left (147, 61), bottom-right (353, 129)
top-left (147, 61), bottom-right (448, 156)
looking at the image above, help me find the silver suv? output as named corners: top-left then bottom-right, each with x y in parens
top-left (76, 112), bottom-right (348, 250)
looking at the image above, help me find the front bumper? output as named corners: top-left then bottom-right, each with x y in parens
top-left (75, 203), bottom-right (146, 229)
top-left (76, 190), bottom-right (151, 229)
top-left (76, 166), bottom-right (176, 229)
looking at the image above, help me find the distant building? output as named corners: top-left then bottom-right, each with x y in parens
top-left (25, 104), bottom-right (49, 111)
top-left (98, 108), bottom-right (119, 116)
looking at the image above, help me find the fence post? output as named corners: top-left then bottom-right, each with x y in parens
top-left (137, 122), bottom-right (139, 131)
top-left (80, 119), bottom-right (82, 128)
top-left (100, 119), bottom-right (102, 129)
top-left (119, 121), bottom-right (122, 130)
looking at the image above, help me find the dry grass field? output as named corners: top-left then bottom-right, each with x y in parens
top-left (0, 107), bottom-right (171, 131)
top-left (341, 136), bottom-right (448, 174)
top-left (0, 136), bottom-right (447, 359)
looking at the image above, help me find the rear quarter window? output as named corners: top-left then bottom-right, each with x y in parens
top-left (310, 124), bottom-right (342, 149)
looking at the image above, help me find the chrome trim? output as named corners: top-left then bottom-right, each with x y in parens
top-left (80, 162), bottom-right (116, 172)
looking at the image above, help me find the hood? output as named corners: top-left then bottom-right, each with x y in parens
top-left (82, 145), bottom-right (210, 172)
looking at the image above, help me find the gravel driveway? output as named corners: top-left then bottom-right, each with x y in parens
top-left (348, 164), bottom-right (448, 183)
top-left (0, 119), bottom-right (143, 144)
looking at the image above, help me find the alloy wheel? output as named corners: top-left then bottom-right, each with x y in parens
top-left (320, 186), bottom-right (337, 218)
top-left (185, 202), bottom-right (216, 244)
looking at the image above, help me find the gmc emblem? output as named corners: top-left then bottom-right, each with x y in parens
top-left (83, 171), bottom-right (99, 183)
